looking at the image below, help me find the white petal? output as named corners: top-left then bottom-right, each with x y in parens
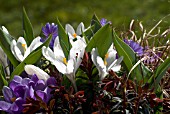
top-left (91, 48), bottom-right (98, 66)
top-left (13, 45), bottom-right (24, 62)
top-left (53, 37), bottom-right (65, 59)
top-left (107, 56), bottom-right (123, 71)
top-left (10, 40), bottom-right (17, 56)
top-left (106, 49), bottom-right (117, 67)
top-left (76, 22), bottom-right (85, 35)
top-left (29, 36), bottom-right (42, 52)
top-left (96, 56), bottom-right (107, 80)
top-left (17, 37), bottom-right (27, 49)
top-left (108, 43), bottom-right (114, 52)
top-left (65, 24), bottom-right (75, 35)
top-left (74, 48), bottom-right (85, 73)
top-left (42, 46), bottom-right (56, 62)
top-left (25, 65), bottom-right (50, 81)
top-left (23, 47), bottom-right (31, 60)
top-left (53, 60), bottom-right (67, 74)
top-left (71, 37), bottom-right (86, 48)
top-left (110, 65), bottom-right (121, 72)
top-left (66, 59), bottom-right (74, 75)
top-left (96, 56), bottom-right (106, 71)
top-left (11, 39), bottom-right (23, 61)
top-left (2, 26), bottom-right (9, 34)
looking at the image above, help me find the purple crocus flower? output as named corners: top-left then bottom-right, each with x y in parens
top-left (0, 75), bottom-right (57, 114)
top-left (124, 39), bottom-right (144, 56)
top-left (100, 18), bottom-right (112, 26)
top-left (41, 23), bottom-right (58, 49)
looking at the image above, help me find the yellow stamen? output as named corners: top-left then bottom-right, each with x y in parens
top-left (73, 33), bottom-right (77, 38)
top-left (104, 60), bottom-right (107, 66)
top-left (22, 44), bottom-right (26, 51)
top-left (63, 58), bottom-right (68, 65)
top-left (104, 53), bottom-right (109, 66)
top-left (105, 53), bottom-right (109, 59)
top-left (11, 97), bottom-right (16, 102)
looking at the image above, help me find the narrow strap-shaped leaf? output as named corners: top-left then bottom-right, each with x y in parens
top-left (84, 14), bottom-right (102, 40)
top-left (113, 31), bottom-right (143, 81)
top-left (91, 14), bottom-right (102, 33)
top-left (23, 7), bottom-right (34, 45)
top-left (0, 64), bottom-right (8, 87)
top-left (56, 18), bottom-right (71, 59)
top-left (86, 24), bottom-right (112, 59)
top-left (0, 28), bottom-right (19, 67)
top-left (10, 35), bottom-right (52, 81)
top-left (148, 57), bottom-right (170, 90)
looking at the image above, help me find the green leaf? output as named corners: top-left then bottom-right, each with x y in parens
top-left (112, 31), bottom-right (143, 81)
top-left (56, 18), bottom-right (71, 59)
top-left (10, 35), bottom-right (52, 81)
top-left (23, 7), bottom-right (34, 45)
top-left (148, 57), bottom-right (170, 90)
top-left (83, 25), bottom-right (94, 40)
top-left (141, 62), bottom-right (152, 82)
top-left (91, 14), bottom-right (102, 34)
top-left (84, 14), bottom-right (102, 40)
top-left (86, 24), bottom-right (112, 59)
top-left (0, 64), bottom-right (8, 87)
top-left (0, 28), bottom-right (19, 67)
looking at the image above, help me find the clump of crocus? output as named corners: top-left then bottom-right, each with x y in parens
top-left (0, 74), bottom-right (57, 114)
top-left (42, 37), bottom-right (85, 92)
top-left (41, 23), bottom-right (58, 49)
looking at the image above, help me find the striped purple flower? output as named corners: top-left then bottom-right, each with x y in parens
top-left (124, 39), bottom-right (144, 56)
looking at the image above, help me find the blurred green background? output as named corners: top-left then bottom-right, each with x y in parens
top-left (0, 0), bottom-right (170, 38)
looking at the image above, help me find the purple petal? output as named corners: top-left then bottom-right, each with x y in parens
top-left (0, 101), bottom-right (11, 111)
top-left (28, 80), bottom-right (35, 88)
top-left (29, 86), bottom-right (35, 99)
top-left (13, 85), bottom-right (28, 98)
top-left (9, 76), bottom-right (22, 91)
top-left (34, 80), bottom-right (46, 91)
top-left (44, 87), bottom-right (53, 102)
top-left (13, 76), bottom-right (22, 83)
top-left (46, 77), bottom-right (57, 86)
top-left (10, 102), bottom-right (19, 112)
top-left (100, 18), bottom-right (107, 26)
top-left (36, 90), bottom-right (47, 103)
top-left (2, 86), bottom-right (13, 103)
top-left (14, 97), bottom-right (25, 111)
top-left (21, 78), bottom-right (31, 86)
top-left (31, 74), bottom-right (39, 83)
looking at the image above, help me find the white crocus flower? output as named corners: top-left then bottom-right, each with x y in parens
top-left (91, 45), bottom-right (123, 80)
top-left (11, 36), bottom-right (43, 62)
top-left (65, 22), bottom-right (87, 46)
top-left (24, 64), bottom-right (50, 81)
top-left (42, 37), bottom-right (85, 91)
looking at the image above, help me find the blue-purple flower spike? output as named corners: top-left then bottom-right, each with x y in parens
top-left (41, 23), bottom-right (58, 49)
top-left (124, 39), bottom-right (144, 56)
top-left (100, 18), bottom-right (112, 26)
